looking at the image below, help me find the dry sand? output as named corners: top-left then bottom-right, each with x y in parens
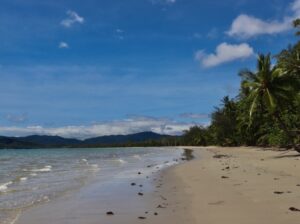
top-left (16, 147), bottom-right (300, 224)
top-left (159, 146), bottom-right (300, 224)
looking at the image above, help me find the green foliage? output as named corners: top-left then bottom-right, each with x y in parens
top-left (182, 19), bottom-right (300, 151)
top-left (210, 96), bottom-right (239, 146)
top-left (182, 126), bottom-right (209, 146)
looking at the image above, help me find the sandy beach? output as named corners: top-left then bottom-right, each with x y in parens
top-left (15, 146), bottom-right (300, 224)
top-left (160, 146), bottom-right (300, 224)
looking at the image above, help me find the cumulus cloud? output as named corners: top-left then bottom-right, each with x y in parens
top-left (0, 117), bottom-right (200, 140)
top-left (195, 42), bottom-right (254, 68)
top-left (227, 14), bottom-right (291, 38)
top-left (61, 10), bottom-right (84, 28)
top-left (227, 0), bottom-right (300, 38)
top-left (59, 42), bottom-right (69, 49)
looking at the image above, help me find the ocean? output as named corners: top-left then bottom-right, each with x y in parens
top-left (0, 147), bottom-right (183, 224)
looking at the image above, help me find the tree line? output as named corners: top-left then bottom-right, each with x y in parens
top-left (182, 20), bottom-right (300, 152)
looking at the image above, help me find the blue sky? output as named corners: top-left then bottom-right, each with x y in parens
top-left (0, 0), bottom-right (298, 138)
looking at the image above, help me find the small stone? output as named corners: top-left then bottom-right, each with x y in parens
top-left (106, 211), bottom-right (114, 215)
top-left (221, 176), bottom-right (229, 179)
top-left (138, 216), bottom-right (146, 219)
top-left (289, 207), bottom-right (300, 212)
top-left (131, 183), bottom-right (136, 186)
top-left (138, 192), bottom-right (144, 196)
top-left (154, 212), bottom-right (158, 216)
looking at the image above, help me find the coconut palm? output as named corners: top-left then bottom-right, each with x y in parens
top-left (239, 54), bottom-right (299, 152)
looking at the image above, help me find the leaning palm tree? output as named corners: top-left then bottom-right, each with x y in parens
top-left (239, 54), bottom-right (299, 152)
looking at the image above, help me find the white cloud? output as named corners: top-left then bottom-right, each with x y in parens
top-left (150, 0), bottom-right (176, 5)
top-left (116, 29), bottom-right (124, 33)
top-left (59, 42), bottom-right (69, 49)
top-left (115, 29), bottom-right (125, 40)
top-left (227, 14), bottom-right (291, 38)
top-left (179, 113), bottom-right (209, 119)
top-left (227, 0), bottom-right (300, 38)
top-left (5, 113), bottom-right (28, 123)
top-left (61, 10), bottom-right (84, 28)
top-left (0, 117), bottom-right (200, 140)
top-left (292, 0), bottom-right (300, 17)
top-left (195, 42), bottom-right (254, 68)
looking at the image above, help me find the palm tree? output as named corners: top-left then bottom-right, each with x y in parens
top-left (239, 54), bottom-right (300, 152)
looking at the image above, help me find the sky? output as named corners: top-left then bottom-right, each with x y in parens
top-left (0, 0), bottom-right (299, 139)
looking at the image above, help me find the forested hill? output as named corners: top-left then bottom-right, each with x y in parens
top-left (0, 132), bottom-right (175, 149)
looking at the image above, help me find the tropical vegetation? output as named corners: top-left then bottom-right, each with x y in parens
top-left (182, 20), bottom-right (300, 152)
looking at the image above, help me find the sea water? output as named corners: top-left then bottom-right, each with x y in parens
top-left (0, 147), bottom-right (183, 224)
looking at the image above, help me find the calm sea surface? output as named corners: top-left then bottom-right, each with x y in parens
top-left (0, 147), bottom-right (183, 224)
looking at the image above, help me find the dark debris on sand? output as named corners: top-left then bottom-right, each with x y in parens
top-left (213, 154), bottom-right (230, 159)
top-left (289, 207), bottom-right (300, 212)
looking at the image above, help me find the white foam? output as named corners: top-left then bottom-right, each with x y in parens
top-left (30, 173), bottom-right (37, 176)
top-left (20, 177), bottom-right (28, 182)
top-left (9, 212), bottom-right (21, 224)
top-left (133, 154), bottom-right (141, 160)
top-left (31, 165), bottom-right (52, 172)
top-left (89, 164), bottom-right (100, 171)
top-left (117, 159), bottom-right (127, 164)
top-left (0, 181), bottom-right (13, 192)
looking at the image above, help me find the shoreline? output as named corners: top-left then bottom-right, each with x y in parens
top-left (14, 147), bottom-right (186, 224)
top-left (13, 146), bottom-right (300, 224)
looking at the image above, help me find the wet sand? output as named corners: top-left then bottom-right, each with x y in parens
top-left (16, 146), bottom-right (300, 224)
top-left (15, 149), bottom-right (190, 224)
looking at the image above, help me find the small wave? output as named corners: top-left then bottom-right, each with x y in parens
top-left (89, 164), bottom-right (100, 171)
top-left (20, 177), bottom-right (28, 182)
top-left (0, 181), bottom-right (13, 192)
top-left (31, 165), bottom-right (52, 172)
top-left (30, 173), bottom-right (37, 177)
top-left (9, 212), bottom-right (21, 224)
top-left (80, 158), bottom-right (89, 165)
top-left (133, 154), bottom-right (141, 160)
top-left (113, 159), bottom-right (127, 164)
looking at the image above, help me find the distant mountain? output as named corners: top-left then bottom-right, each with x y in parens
top-left (83, 131), bottom-right (170, 145)
top-left (0, 132), bottom-right (172, 149)
top-left (18, 135), bottom-right (81, 146)
top-left (0, 136), bottom-right (40, 149)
